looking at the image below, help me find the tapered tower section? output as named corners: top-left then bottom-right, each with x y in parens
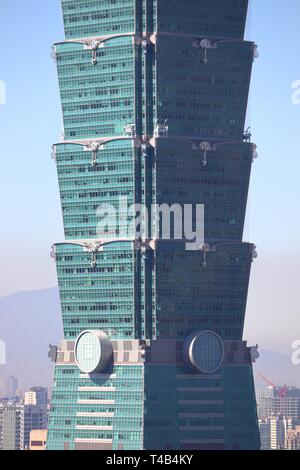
top-left (47, 0), bottom-right (260, 450)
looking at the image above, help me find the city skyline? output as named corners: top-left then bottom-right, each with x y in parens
top-left (2, 381), bottom-right (300, 451)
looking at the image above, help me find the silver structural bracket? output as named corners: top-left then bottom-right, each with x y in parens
top-left (53, 238), bottom-right (134, 269)
top-left (83, 242), bottom-right (104, 268)
top-left (141, 39), bottom-right (148, 54)
top-left (84, 40), bottom-right (102, 65)
top-left (198, 38), bottom-right (215, 64)
top-left (253, 43), bottom-right (259, 61)
top-left (250, 344), bottom-right (260, 362)
top-left (141, 143), bottom-right (150, 158)
top-left (200, 243), bottom-right (213, 268)
top-left (51, 145), bottom-right (57, 162)
top-left (194, 141), bottom-right (215, 166)
top-left (48, 344), bottom-right (58, 363)
top-left (135, 33), bottom-right (152, 50)
top-left (154, 119), bottom-right (168, 138)
top-left (243, 127), bottom-right (252, 142)
top-left (51, 46), bottom-right (57, 63)
top-left (83, 242), bottom-right (104, 252)
top-left (50, 245), bottom-right (56, 262)
top-left (54, 32), bottom-right (137, 66)
top-left (134, 239), bottom-right (156, 257)
top-left (252, 144), bottom-right (259, 161)
top-left (83, 141), bottom-right (103, 166)
top-left (252, 245), bottom-right (258, 261)
top-left (123, 123), bottom-right (136, 138)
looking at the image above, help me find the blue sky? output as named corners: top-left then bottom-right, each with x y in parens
top-left (0, 0), bottom-right (299, 354)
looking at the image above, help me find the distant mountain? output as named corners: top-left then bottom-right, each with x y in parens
top-left (254, 349), bottom-right (300, 389)
top-left (0, 287), bottom-right (62, 391)
top-left (0, 287), bottom-right (299, 392)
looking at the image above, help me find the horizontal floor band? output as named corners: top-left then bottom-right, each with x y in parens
top-left (176, 375), bottom-right (222, 380)
top-left (180, 439), bottom-right (225, 444)
top-left (179, 413), bottom-right (224, 418)
top-left (75, 425), bottom-right (113, 431)
top-left (74, 438), bottom-right (112, 444)
top-left (178, 400), bottom-right (224, 405)
top-left (78, 387), bottom-right (116, 392)
top-left (77, 399), bottom-right (115, 405)
top-left (179, 426), bottom-right (225, 431)
top-left (77, 412), bottom-right (114, 417)
top-left (177, 387), bottom-right (223, 392)
top-left (80, 373), bottom-right (117, 379)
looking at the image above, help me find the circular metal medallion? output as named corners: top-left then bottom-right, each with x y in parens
top-left (184, 330), bottom-right (224, 374)
top-left (75, 330), bottom-right (112, 374)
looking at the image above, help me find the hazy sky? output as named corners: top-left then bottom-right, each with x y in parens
top-left (0, 0), bottom-right (299, 356)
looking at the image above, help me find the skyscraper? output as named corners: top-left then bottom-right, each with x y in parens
top-left (285, 426), bottom-right (300, 450)
top-left (269, 415), bottom-right (292, 450)
top-left (0, 403), bottom-right (24, 450)
top-left (29, 387), bottom-right (48, 407)
top-left (258, 387), bottom-right (300, 423)
top-left (47, 0), bottom-right (260, 450)
top-left (0, 401), bottom-right (48, 450)
top-left (258, 418), bottom-right (270, 450)
top-left (23, 404), bottom-right (48, 450)
top-left (24, 391), bottom-right (37, 406)
top-left (4, 376), bottom-right (18, 400)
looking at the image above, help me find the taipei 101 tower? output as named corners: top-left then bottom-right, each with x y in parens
top-left (47, 0), bottom-right (260, 450)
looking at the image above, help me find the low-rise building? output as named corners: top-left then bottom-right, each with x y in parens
top-left (29, 430), bottom-right (47, 451)
top-left (285, 426), bottom-right (300, 450)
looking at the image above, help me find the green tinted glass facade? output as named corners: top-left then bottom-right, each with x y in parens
top-left (47, 0), bottom-right (260, 450)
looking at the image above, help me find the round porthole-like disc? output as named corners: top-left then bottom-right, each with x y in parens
top-left (75, 330), bottom-right (112, 374)
top-left (184, 330), bottom-right (224, 374)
